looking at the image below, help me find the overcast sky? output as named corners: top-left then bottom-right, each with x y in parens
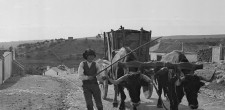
top-left (0, 0), bottom-right (225, 42)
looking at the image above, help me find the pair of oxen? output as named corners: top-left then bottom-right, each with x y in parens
top-left (97, 47), bottom-right (215, 110)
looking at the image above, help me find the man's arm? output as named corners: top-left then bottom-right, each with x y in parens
top-left (78, 62), bottom-right (89, 80)
top-left (95, 62), bottom-right (102, 81)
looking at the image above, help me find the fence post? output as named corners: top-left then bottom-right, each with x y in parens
top-left (0, 57), bottom-right (3, 84)
top-left (2, 56), bottom-right (4, 83)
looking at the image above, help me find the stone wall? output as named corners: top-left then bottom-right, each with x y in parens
top-left (197, 48), bottom-right (212, 62)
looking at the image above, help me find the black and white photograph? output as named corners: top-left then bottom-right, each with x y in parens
top-left (0, 0), bottom-right (225, 110)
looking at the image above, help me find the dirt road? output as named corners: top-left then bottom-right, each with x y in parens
top-left (0, 75), bottom-right (69, 110)
top-left (0, 74), bottom-right (224, 110)
top-left (64, 74), bottom-right (225, 110)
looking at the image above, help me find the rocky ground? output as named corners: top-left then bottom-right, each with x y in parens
top-left (0, 74), bottom-right (118, 110)
top-left (196, 62), bottom-right (225, 100)
top-left (0, 75), bottom-right (70, 110)
top-left (57, 74), bottom-right (122, 110)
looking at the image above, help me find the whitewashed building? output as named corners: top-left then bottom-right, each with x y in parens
top-left (44, 64), bottom-right (73, 76)
top-left (211, 44), bottom-right (225, 63)
top-left (149, 41), bottom-right (198, 62)
top-left (45, 67), bottom-right (67, 76)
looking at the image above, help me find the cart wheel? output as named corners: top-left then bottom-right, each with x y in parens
top-left (142, 82), bottom-right (153, 99)
top-left (100, 79), bottom-right (108, 99)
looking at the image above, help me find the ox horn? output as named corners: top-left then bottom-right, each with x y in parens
top-left (108, 73), bottom-right (131, 85)
top-left (141, 74), bottom-right (152, 83)
top-left (199, 70), bottom-right (216, 82)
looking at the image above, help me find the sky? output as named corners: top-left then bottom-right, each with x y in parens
top-left (0, 0), bottom-right (225, 42)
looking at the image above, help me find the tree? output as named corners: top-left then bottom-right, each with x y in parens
top-left (26, 54), bottom-right (31, 58)
top-left (9, 46), bottom-right (13, 52)
top-left (96, 34), bottom-right (101, 39)
top-left (84, 37), bottom-right (88, 43)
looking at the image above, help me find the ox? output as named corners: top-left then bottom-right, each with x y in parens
top-left (154, 65), bottom-right (214, 110)
top-left (154, 51), bottom-right (216, 110)
top-left (105, 47), bottom-right (151, 110)
top-left (118, 51), bottom-right (215, 110)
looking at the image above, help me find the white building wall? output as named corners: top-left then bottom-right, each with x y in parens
top-left (150, 52), bottom-right (197, 62)
top-left (45, 68), bottom-right (67, 76)
top-left (3, 52), bottom-right (12, 82)
top-left (45, 69), bottom-right (58, 76)
top-left (69, 68), bottom-right (75, 74)
top-left (150, 52), bottom-right (166, 61)
top-left (212, 47), bottom-right (220, 63)
top-left (58, 71), bottom-right (67, 76)
top-left (0, 59), bottom-right (2, 84)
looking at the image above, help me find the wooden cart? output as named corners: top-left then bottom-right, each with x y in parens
top-left (101, 26), bottom-right (153, 99)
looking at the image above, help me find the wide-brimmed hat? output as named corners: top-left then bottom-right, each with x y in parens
top-left (83, 48), bottom-right (96, 59)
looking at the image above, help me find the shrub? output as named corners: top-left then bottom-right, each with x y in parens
top-left (25, 67), bottom-right (37, 75)
top-left (26, 55), bottom-right (31, 58)
top-left (25, 66), bottom-right (43, 75)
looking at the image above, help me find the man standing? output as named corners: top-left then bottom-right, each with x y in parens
top-left (78, 48), bottom-right (103, 110)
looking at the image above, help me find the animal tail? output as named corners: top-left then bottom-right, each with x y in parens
top-left (154, 75), bottom-right (158, 85)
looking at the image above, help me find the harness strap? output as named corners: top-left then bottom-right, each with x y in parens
top-left (132, 101), bottom-right (140, 107)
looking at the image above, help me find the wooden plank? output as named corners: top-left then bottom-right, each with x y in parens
top-left (110, 30), bottom-right (114, 50)
top-left (103, 32), bottom-right (107, 59)
top-left (147, 30), bottom-right (152, 61)
top-left (114, 32), bottom-right (120, 50)
top-left (104, 27), bottom-right (152, 62)
top-left (106, 33), bottom-right (111, 61)
top-left (112, 31), bottom-right (116, 49)
top-left (138, 28), bottom-right (143, 57)
top-left (122, 26), bottom-right (125, 47)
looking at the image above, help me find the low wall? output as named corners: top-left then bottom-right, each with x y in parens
top-left (197, 48), bottom-right (212, 62)
top-left (0, 59), bottom-right (2, 84)
top-left (12, 60), bottom-right (25, 76)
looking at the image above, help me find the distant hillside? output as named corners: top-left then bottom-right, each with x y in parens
top-left (158, 34), bottom-right (225, 47)
top-left (11, 34), bottom-right (225, 71)
top-left (162, 34), bottom-right (225, 39)
top-left (16, 37), bottom-right (104, 69)
top-left (0, 40), bottom-right (46, 49)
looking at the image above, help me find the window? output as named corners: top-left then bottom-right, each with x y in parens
top-left (157, 55), bottom-right (162, 61)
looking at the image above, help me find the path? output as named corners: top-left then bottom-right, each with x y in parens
top-left (0, 74), bottom-right (224, 110)
top-left (64, 74), bottom-right (225, 110)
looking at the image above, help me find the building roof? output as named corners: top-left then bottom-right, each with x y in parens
top-left (110, 26), bottom-right (150, 33)
top-left (49, 67), bottom-right (63, 73)
top-left (161, 50), bottom-right (188, 63)
top-left (150, 41), bottom-right (199, 53)
top-left (0, 50), bottom-right (8, 57)
top-left (113, 29), bottom-right (149, 33)
top-left (57, 65), bottom-right (69, 71)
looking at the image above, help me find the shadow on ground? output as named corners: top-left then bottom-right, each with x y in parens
top-left (103, 97), bottom-right (114, 102)
top-left (0, 75), bottom-right (24, 90)
top-left (104, 97), bottom-right (204, 110)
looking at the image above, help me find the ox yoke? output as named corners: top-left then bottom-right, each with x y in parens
top-left (118, 61), bottom-right (203, 71)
